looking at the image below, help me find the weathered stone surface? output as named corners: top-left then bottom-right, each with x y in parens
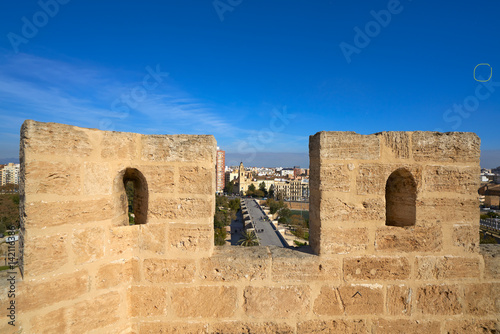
top-left (387, 285), bottom-right (412, 316)
top-left (200, 247), bottom-right (269, 281)
top-left (144, 258), bottom-right (195, 283)
top-left (96, 259), bottom-right (140, 289)
top-left (423, 165), bottom-right (479, 194)
top-left (481, 244), bottom-right (500, 279)
top-left (444, 320), bottom-right (500, 334)
top-left (209, 322), bottom-right (294, 334)
top-left (412, 131), bottom-right (480, 163)
top-left (72, 227), bottom-right (105, 264)
top-left (139, 223), bottom-right (166, 254)
top-left (150, 197), bottom-right (213, 220)
top-left (141, 134), bottom-right (216, 162)
top-left (382, 132), bottom-right (410, 159)
top-left (356, 164), bottom-right (386, 195)
top-left (169, 224), bottom-right (212, 252)
top-left (109, 226), bottom-right (139, 255)
top-left (297, 320), bottom-right (368, 334)
top-left (24, 199), bottom-right (114, 228)
top-left (464, 283), bottom-right (500, 316)
top-left (318, 164), bottom-right (350, 192)
top-left (338, 285), bottom-right (384, 315)
top-left (322, 228), bottom-right (369, 254)
top-left (171, 286), bottom-right (237, 318)
top-left (179, 166), bottom-right (213, 195)
top-left (101, 131), bottom-right (136, 160)
top-left (313, 286), bottom-right (343, 315)
top-left (344, 256), bottom-right (410, 281)
top-left (68, 292), bottom-right (120, 333)
top-left (128, 286), bottom-right (167, 317)
top-left (312, 131), bottom-right (380, 160)
top-left (244, 286), bottom-right (310, 318)
top-left (18, 271), bottom-right (88, 311)
top-left (321, 197), bottom-right (384, 223)
top-left (417, 197), bottom-right (478, 223)
top-left (140, 322), bottom-right (208, 334)
top-left (23, 233), bottom-right (68, 276)
top-left (30, 307), bottom-right (67, 334)
top-left (375, 226), bottom-right (442, 252)
top-left (83, 162), bottom-right (112, 195)
top-left (271, 247), bottom-right (341, 281)
top-left (416, 256), bottom-right (480, 280)
top-left (140, 165), bottom-right (175, 194)
top-left (453, 223), bottom-right (479, 252)
top-left (24, 161), bottom-right (81, 195)
top-left (372, 319), bottom-right (440, 334)
top-left (416, 285), bottom-right (463, 315)
top-left (22, 120), bottom-right (94, 157)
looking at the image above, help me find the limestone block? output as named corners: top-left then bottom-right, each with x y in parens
top-left (109, 226), bottom-right (139, 255)
top-left (296, 320), bottom-right (368, 334)
top-left (171, 286), bottom-right (238, 318)
top-left (68, 291), bottom-right (120, 333)
top-left (321, 197), bottom-right (384, 223)
top-left (83, 162), bottom-right (112, 195)
top-left (271, 250), bottom-right (341, 282)
top-left (24, 161), bottom-right (81, 195)
top-left (444, 320), bottom-right (500, 334)
top-left (356, 164), bottom-right (386, 195)
top-left (464, 283), bottom-right (500, 316)
top-left (141, 134), bottom-right (216, 163)
top-left (96, 259), bottom-right (140, 289)
top-left (311, 131), bottom-right (380, 160)
top-left (387, 285), bottom-right (412, 316)
top-left (375, 226), bottom-right (442, 252)
top-left (382, 132), bottom-right (410, 159)
top-left (179, 166), bottom-right (213, 195)
top-left (412, 131), bottom-right (480, 163)
top-left (23, 233), bottom-right (68, 277)
top-left (321, 228), bottom-right (369, 254)
top-left (244, 285), bottom-right (310, 318)
top-left (416, 256), bottom-right (480, 280)
top-left (416, 284), bottom-right (463, 315)
top-left (150, 197), bottom-right (213, 220)
top-left (24, 199), bottom-right (114, 228)
top-left (372, 319), bottom-right (440, 334)
top-left (139, 223), bottom-right (166, 254)
top-left (139, 322), bottom-right (208, 334)
top-left (209, 322), bottom-right (294, 334)
top-left (200, 247), bottom-right (269, 282)
top-left (18, 271), bottom-right (88, 311)
top-left (30, 307), bottom-right (66, 334)
top-left (144, 258), bottom-right (195, 283)
top-left (128, 286), bottom-right (167, 317)
top-left (481, 244), bottom-right (500, 279)
top-left (343, 256), bottom-right (410, 281)
top-left (140, 165), bottom-right (175, 194)
top-left (72, 227), bottom-right (105, 264)
top-left (453, 223), bottom-right (479, 253)
top-left (417, 197), bottom-right (478, 224)
top-left (338, 284), bottom-right (384, 315)
top-left (101, 131), bottom-right (136, 160)
top-left (21, 120), bottom-right (94, 157)
top-left (423, 165), bottom-right (480, 194)
top-left (168, 224), bottom-right (212, 252)
top-left (313, 286), bottom-right (343, 316)
top-left (318, 164), bottom-right (350, 192)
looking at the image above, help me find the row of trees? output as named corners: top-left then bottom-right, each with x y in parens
top-left (0, 194), bottom-right (20, 234)
top-left (214, 195), bottom-right (241, 245)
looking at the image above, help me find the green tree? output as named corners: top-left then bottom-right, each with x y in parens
top-left (268, 185), bottom-right (274, 198)
top-left (224, 180), bottom-right (235, 194)
top-left (259, 182), bottom-right (268, 196)
top-left (214, 228), bottom-right (227, 245)
top-left (246, 184), bottom-right (256, 196)
top-left (238, 230), bottom-right (259, 246)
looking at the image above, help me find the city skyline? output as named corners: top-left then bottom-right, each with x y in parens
top-left (0, 1), bottom-right (499, 167)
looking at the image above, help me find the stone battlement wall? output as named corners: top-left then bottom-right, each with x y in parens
top-left (4, 121), bottom-right (498, 333)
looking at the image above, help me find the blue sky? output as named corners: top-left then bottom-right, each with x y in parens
top-left (0, 0), bottom-right (499, 167)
